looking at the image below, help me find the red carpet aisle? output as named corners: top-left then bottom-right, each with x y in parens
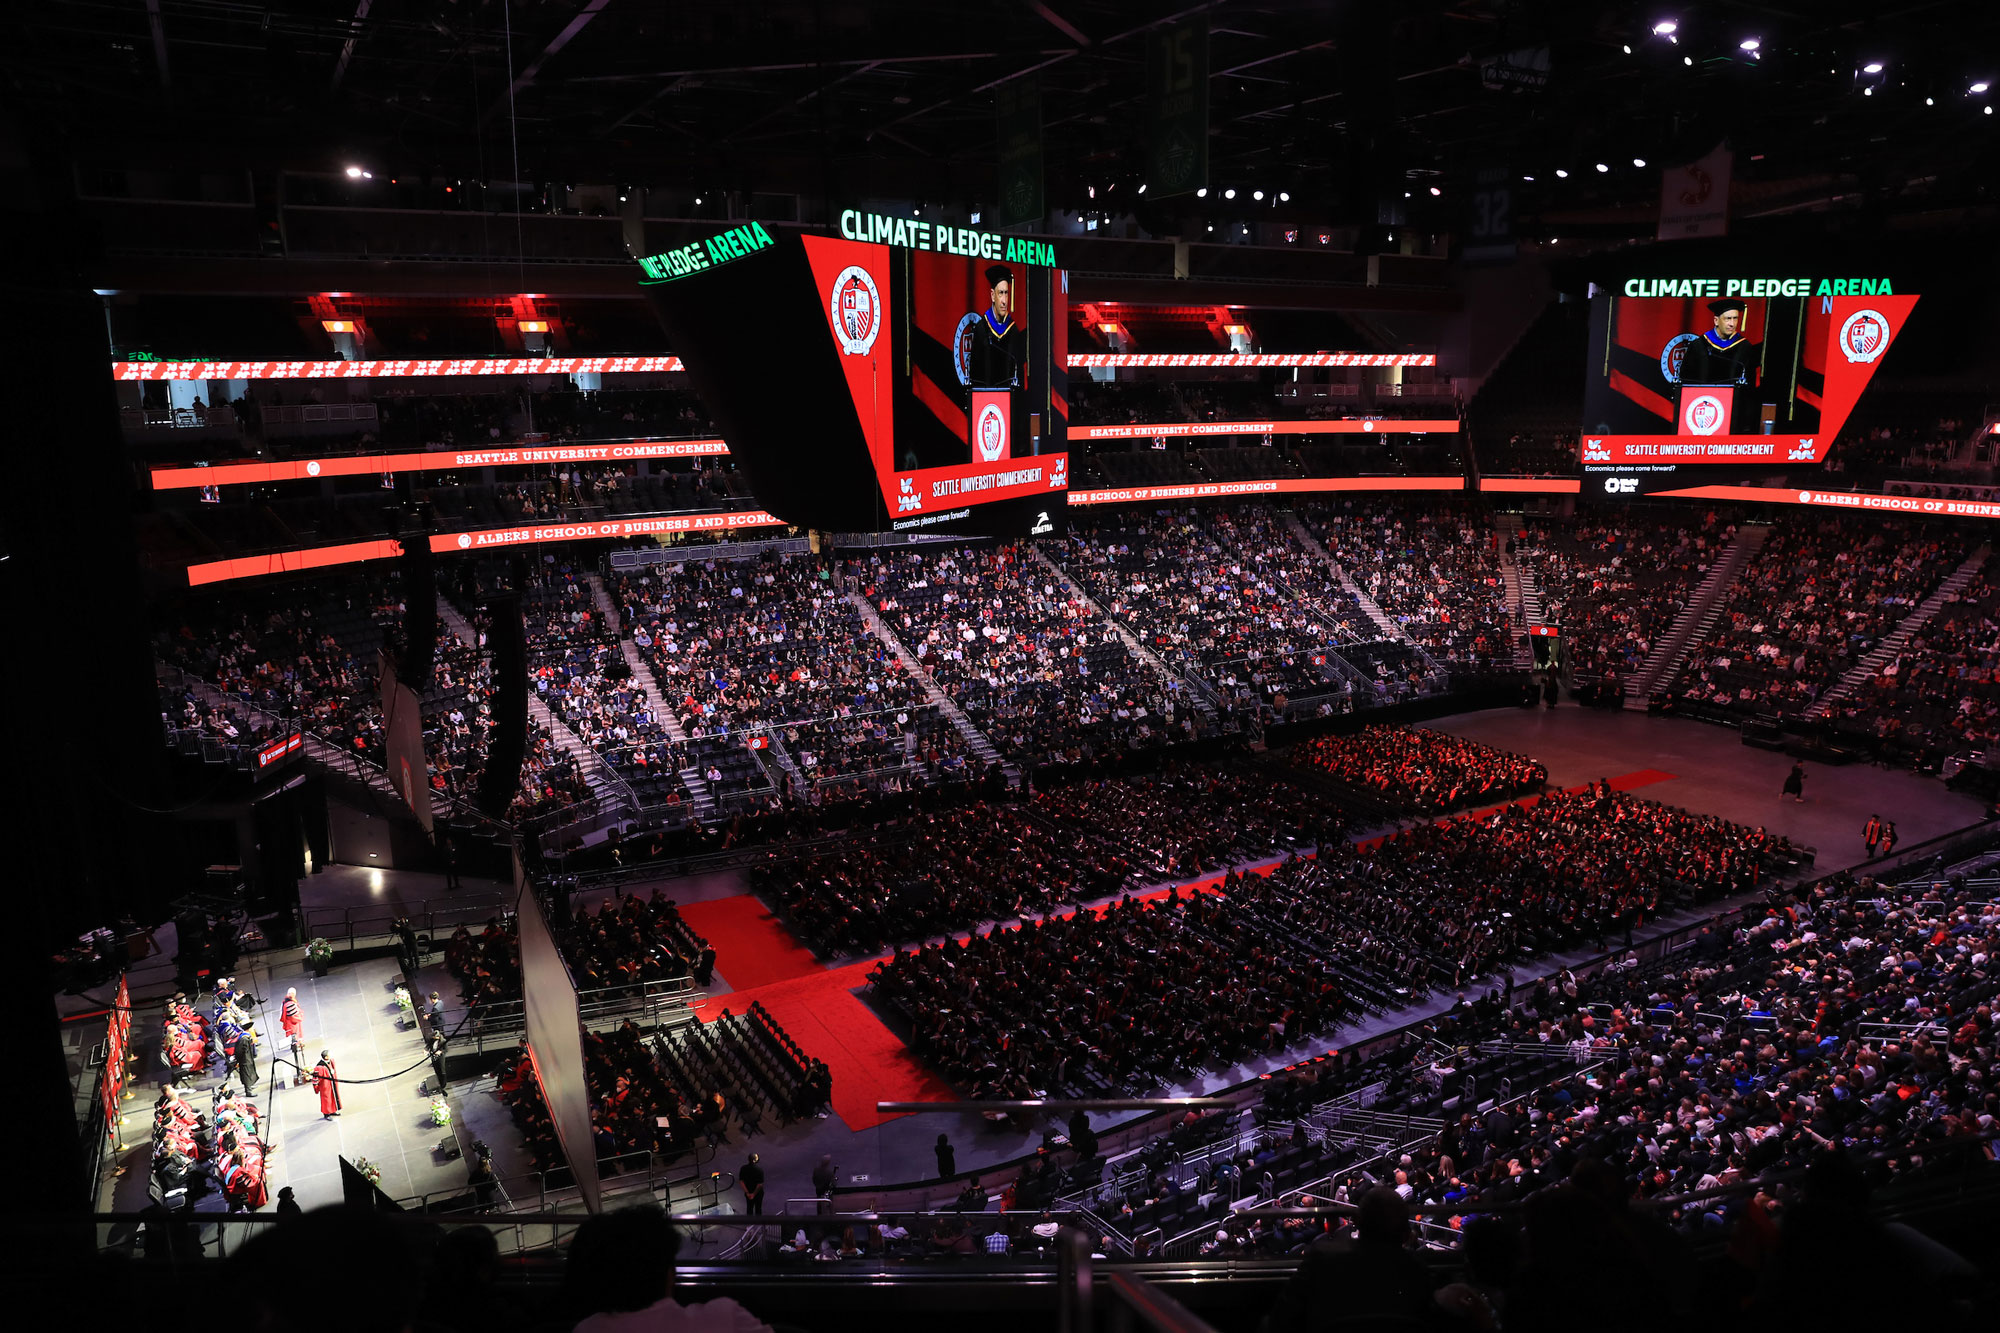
top-left (679, 895), bottom-right (826, 991)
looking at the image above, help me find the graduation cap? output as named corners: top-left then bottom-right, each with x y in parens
top-left (985, 263), bottom-right (1013, 288)
top-left (1707, 298), bottom-right (1747, 316)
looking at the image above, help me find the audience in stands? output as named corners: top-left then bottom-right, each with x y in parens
top-left (1302, 500), bottom-right (1514, 672)
top-left (1667, 517), bottom-right (1970, 717)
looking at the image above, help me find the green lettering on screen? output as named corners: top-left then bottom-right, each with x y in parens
top-left (638, 221), bottom-right (775, 285)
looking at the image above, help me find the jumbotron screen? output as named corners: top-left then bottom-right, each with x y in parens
top-left (806, 221), bottom-right (1068, 535)
top-left (641, 215), bottom-right (1067, 538)
top-left (1581, 270), bottom-right (1916, 495)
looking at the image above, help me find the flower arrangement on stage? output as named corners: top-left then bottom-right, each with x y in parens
top-left (307, 938), bottom-right (334, 975)
top-left (430, 1096), bottom-right (452, 1128)
top-left (352, 1157), bottom-right (382, 1187)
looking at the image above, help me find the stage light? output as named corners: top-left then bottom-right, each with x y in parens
top-left (1652, 20), bottom-right (1676, 36)
top-left (694, 195), bottom-right (703, 205)
top-left (517, 320), bottom-right (550, 334)
top-left (345, 165), bottom-right (364, 178)
top-left (1522, 174), bottom-right (1535, 181)
top-left (970, 211), bottom-right (981, 223)
top-left (321, 319), bottom-right (356, 334)
top-left (1196, 187), bottom-right (1207, 197)
top-left (1633, 157), bottom-right (1647, 167)
top-left (1926, 98), bottom-right (1934, 105)
top-left (1253, 189), bottom-right (1264, 200)
top-left (1595, 162), bottom-right (1610, 172)
top-left (1863, 62), bottom-right (1883, 74)
top-left (1683, 55), bottom-right (1692, 65)
top-left (1207, 223), bottom-right (1214, 232)
top-left (1087, 186), bottom-right (1095, 198)
top-left (1740, 38), bottom-right (1760, 51)
top-left (1864, 86), bottom-right (1874, 95)
top-left (1429, 186), bottom-right (1442, 196)
top-left (1973, 82), bottom-right (1991, 94)
top-left (1278, 191), bottom-right (1290, 201)
top-left (1138, 183), bottom-right (1147, 194)
top-left (1622, 44), bottom-right (1632, 54)
top-left (1555, 169), bottom-right (1569, 178)
top-left (1223, 188), bottom-right (1236, 199)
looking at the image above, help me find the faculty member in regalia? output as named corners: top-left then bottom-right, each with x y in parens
top-left (967, 264), bottom-right (1025, 389)
top-left (312, 1050), bottom-right (342, 1119)
top-left (1677, 298), bottom-right (1761, 386)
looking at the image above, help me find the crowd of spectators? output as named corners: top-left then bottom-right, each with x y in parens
top-left (1666, 517), bottom-right (1970, 718)
top-left (1302, 500), bottom-right (1514, 672)
top-left (1823, 551), bottom-right (2000, 766)
top-left (497, 1018), bottom-right (729, 1176)
top-left (1288, 868), bottom-right (1995, 1274)
top-left (1285, 726), bottom-right (1547, 813)
top-left (1061, 507), bottom-right (1374, 717)
top-left (1516, 510), bottom-right (1733, 689)
top-left (443, 889), bottom-right (717, 1008)
top-left (860, 542), bottom-right (1192, 766)
top-left (614, 552), bottom-right (954, 795)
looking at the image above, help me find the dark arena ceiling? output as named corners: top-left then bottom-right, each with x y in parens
top-left (9, 0), bottom-right (1999, 237)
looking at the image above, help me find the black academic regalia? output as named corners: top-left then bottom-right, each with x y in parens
top-left (1678, 330), bottom-right (1759, 387)
top-left (968, 310), bottom-right (1024, 389)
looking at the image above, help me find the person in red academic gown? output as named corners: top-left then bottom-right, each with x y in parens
top-left (281, 988), bottom-right (304, 1042)
top-left (312, 1050), bottom-right (342, 1118)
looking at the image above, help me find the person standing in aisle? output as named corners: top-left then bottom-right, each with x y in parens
top-left (740, 1153), bottom-right (765, 1215)
top-left (1781, 763), bottom-right (1806, 803)
top-left (312, 1050), bottom-right (342, 1119)
top-left (1863, 815), bottom-right (1883, 858)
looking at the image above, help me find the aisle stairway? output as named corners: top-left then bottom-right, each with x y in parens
top-left (1806, 543), bottom-right (1991, 719)
top-left (844, 588), bottom-right (1017, 784)
top-left (1277, 510), bottom-right (1446, 681)
top-left (434, 594), bottom-right (633, 823)
top-left (1492, 514), bottom-right (1536, 668)
top-left (584, 573), bottom-right (718, 820)
top-left (1621, 523), bottom-right (1769, 708)
top-left (1028, 543), bottom-right (1218, 724)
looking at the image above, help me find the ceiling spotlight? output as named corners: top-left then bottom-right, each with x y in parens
top-left (1403, 191), bottom-right (1411, 198)
top-left (1595, 162), bottom-right (1610, 173)
top-left (1087, 186), bottom-right (1095, 198)
top-left (1927, 97), bottom-right (1935, 105)
top-left (1652, 20), bottom-right (1677, 35)
top-left (1278, 191), bottom-right (1290, 202)
top-left (1864, 86), bottom-right (1873, 96)
top-left (1863, 62), bottom-right (1883, 74)
top-left (1555, 169), bottom-right (1569, 178)
top-left (1972, 82), bottom-right (1991, 94)
top-left (1428, 186), bottom-right (1442, 197)
top-left (1522, 174), bottom-right (1535, 181)
top-left (1138, 183), bottom-right (1147, 194)
top-left (1223, 188), bottom-right (1236, 199)
top-left (1740, 38), bottom-right (1760, 52)
top-left (1207, 223), bottom-right (1214, 232)
top-left (1622, 44), bottom-right (1632, 54)
top-left (1683, 55), bottom-right (1693, 65)
top-left (694, 195), bottom-right (703, 205)
top-left (345, 165), bottom-right (364, 179)
top-left (1196, 187), bottom-right (1207, 197)
top-left (1633, 157), bottom-right (1647, 167)
top-left (1253, 189), bottom-right (1264, 200)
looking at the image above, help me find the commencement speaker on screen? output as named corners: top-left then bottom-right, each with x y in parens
top-left (1677, 298), bottom-right (1760, 387)
top-left (968, 263), bottom-right (1024, 389)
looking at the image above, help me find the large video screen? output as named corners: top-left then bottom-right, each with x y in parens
top-left (805, 226), bottom-right (1069, 535)
top-left (1581, 272), bottom-right (1915, 493)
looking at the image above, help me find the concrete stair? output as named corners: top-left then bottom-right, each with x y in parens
top-left (585, 572), bottom-right (718, 820)
top-left (1492, 513), bottom-right (1536, 669)
top-left (1805, 543), bottom-right (1991, 719)
top-left (1621, 523), bottom-right (1769, 709)
top-left (845, 588), bottom-right (1017, 785)
top-left (1277, 510), bottom-right (1447, 682)
top-left (1028, 544), bottom-right (1217, 723)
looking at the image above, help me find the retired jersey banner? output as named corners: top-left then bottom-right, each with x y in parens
top-left (115, 356), bottom-right (685, 380)
top-left (1657, 145), bottom-right (1731, 241)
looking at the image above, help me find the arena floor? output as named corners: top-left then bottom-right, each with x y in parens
top-left (112, 707), bottom-right (1991, 1235)
top-left (1428, 706), bottom-right (1985, 870)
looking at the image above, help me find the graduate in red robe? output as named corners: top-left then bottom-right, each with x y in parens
top-left (281, 988), bottom-right (304, 1041)
top-left (312, 1051), bottom-right (342, 1118)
